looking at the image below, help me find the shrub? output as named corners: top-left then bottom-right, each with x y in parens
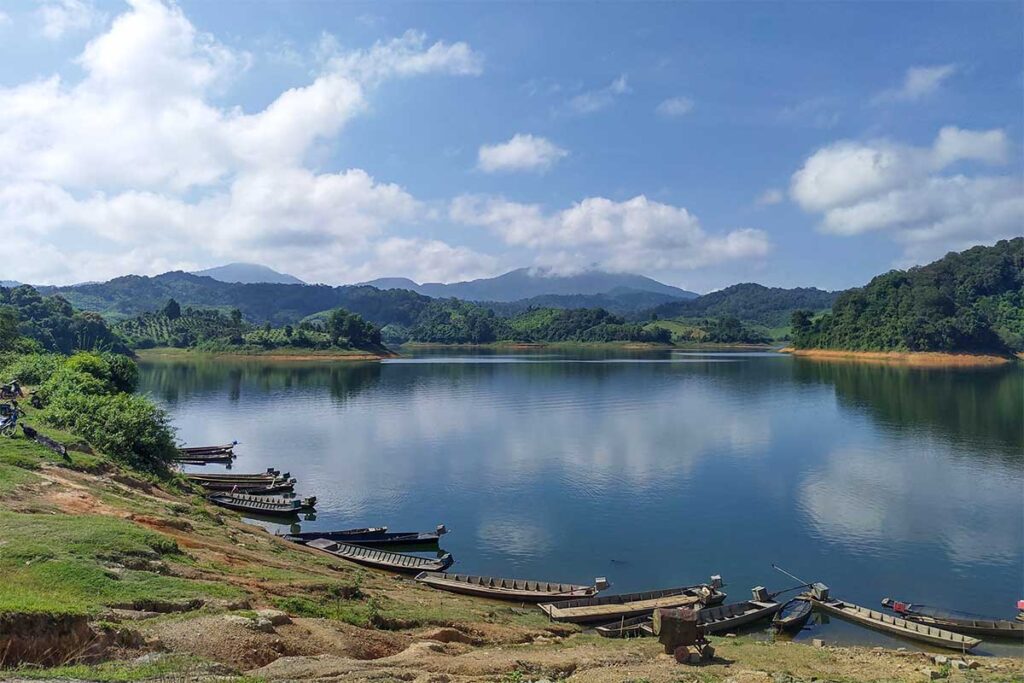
top-left (0, 352), bottom-right (64, 385)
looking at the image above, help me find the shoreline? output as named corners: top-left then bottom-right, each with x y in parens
top-left (779, 347), bottom-right (1016, 367)
top-left (134, 347), bottom-right (395, 362)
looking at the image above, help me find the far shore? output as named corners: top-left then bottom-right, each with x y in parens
top-left (134, 347), bottom-right (395, 362)
top-left (779, 347), bottom-right (1017, 367)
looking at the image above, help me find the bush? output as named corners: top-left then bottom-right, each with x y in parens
top-left (0, 352), bottom-right (64, 385)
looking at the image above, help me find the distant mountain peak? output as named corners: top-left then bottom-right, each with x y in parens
top-left (360, 268), bottom-right (697, 302)
top-left (192, 263), bottom-right (304, 285)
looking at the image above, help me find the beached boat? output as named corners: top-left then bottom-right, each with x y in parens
top-left (595, 614), bottom-right (654, 638)
top-left (881, 598), bottom-right (1024, 639)
top-left (185, 469), bottom-right (284, 482)
top-left (540, 583), bottom-right (726, 623)
top-left (595, 596), bottom-right (781, 639)
top-left (194, 478), bottom-right (295, 493)
top-left (696, 599), bottom-right (783, 634)
top-left (175, 454), bottom-right (235, 464)
top-left (283, 525), bottom-right (445, 547)
top-left (307, 539), bottom-right (452, 573)
top-left (207, 492), bottom-right (316, 516)
top-left (179, 442), bottom-right (237, 455)
top-left (773, 598), bottom-right (813, 633)
top-left (806, 591), bottom-right (980, 650)
top-left (415, 572), bottom-right (602, 601)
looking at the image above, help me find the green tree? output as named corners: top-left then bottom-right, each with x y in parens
top-left (0, 305), bottom-right (19, 351)
top-left (162, 298), bottom-right (181, 320)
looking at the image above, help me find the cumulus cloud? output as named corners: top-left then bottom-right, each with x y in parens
top-left (655, 96), bottom-right (693, 117)
top-left (0, 0), bottom-right (493, 285)
top-left (566, 75), bottom-right (630, 115)
top-left (791, 126), bottom-right (1022, 261)
top-left (37, 0), bottom-right (100, 39)
top-left (451, 194), bottom-right (770, 273)
top-left (756, 189), bottom-right (784, 206)
top-left (873, 64), bottom-right (957, 104)
top-left (477, 133), bottom-right (568, 173)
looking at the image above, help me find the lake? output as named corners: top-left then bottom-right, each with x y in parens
top-left (139, 349), bottom-right (1024, 654)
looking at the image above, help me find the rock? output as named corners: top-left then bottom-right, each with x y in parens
top-left (222, 615), bottom-right (253, 627)
top-left (926, 669), bottom-right (943, 680)
top-left (897, 647), bottom-right (907, 652)
top-left (252, 617), bottom-right (276, 633)
top-left (255, 609), bottom-right (291, 626)
top-left (967, 660), bottom-right (980, 669)
top-left (726, 632), bottom-right (737, 638)
top-left (932, 654), bottom-right (948, 666)
top-left (812, 638), bottom-right (825, 648)
top-left (951, 660), bottom-right (968, 671)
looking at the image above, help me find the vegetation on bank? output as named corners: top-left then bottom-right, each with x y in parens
top-left (791, 238), bottom-right (1024, 355)
top-left (644, 316), bottom-right (772, 344)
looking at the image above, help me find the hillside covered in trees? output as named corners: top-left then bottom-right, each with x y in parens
top-left (791, 238), bottom-right (1023, 354)
top-left (0, 285), bottom-right (126, 354)
top-left (644, 283), bottom-right (838, 328)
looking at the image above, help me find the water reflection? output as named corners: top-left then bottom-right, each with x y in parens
top-left (139, 350), bottom-right (1023, 650)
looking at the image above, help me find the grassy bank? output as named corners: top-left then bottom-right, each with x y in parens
top-left (134, 347), bottom-right (394, 362)
top-left (780, 347), bottom-right (1017, 367)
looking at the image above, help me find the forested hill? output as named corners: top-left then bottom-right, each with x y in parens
top-left (791, 238), bottom-right (1024, 354)
top-left (41, 272), bottom-right (430, 327)
top-left (644, 283), bottom-right (839, 327)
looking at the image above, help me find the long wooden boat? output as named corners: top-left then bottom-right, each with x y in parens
top-left (595, 614), bottom-right (654, 638)
top-left (194, 479), bottom-right (295, 494)
top-left (185, 469), bottom-right (284, 482)
top-left (283, 527), bottom-right (443, 547)
top-left (809, 597), bottom-right (981, 650)
top-left (881, 598), bottom-right (1024, 639)
top-left (773, 598), bottom-right (813, 633)
top-left (415, 572), bottom-right (600, 602)
top-left (307, 539), bottom-right (452, 573)
top-left (179, 442), bottom-right (237, 455)
top-left (175, 454), bottom-right (235, 464)
top-left (540, 584), bottom-right (726, 623)
top-left (21, 425), bottom-right (68, 457)
top-left (595, 600), bottom-right (781, 639)
top-left (207, 493), bottom-right (316, 516)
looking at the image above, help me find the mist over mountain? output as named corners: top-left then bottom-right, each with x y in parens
top-left (192, 263), bottom-right (304, 285)
top-left (360, 268), bottom-right (698, 301)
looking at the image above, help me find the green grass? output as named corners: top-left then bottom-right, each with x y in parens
top-left (0, 511), bottom-right (244, 615)
top-left (11, 654), bottom-right (263, 681)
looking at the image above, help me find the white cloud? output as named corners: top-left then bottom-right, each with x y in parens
top-left (477, 133), bottom-right (567, 173)
top-left (655, 96), bottom-right (693, 117)
top-left (451, 194), bottom-right (770, 273)
top-left (791, 126), bottom-right (1022, 261)
top-left (0, 0), bottom-right (487, 285)
top-left (756, 189), bottom-right (783, 206)
top-left (37, 0), bottom-right (100, 40)
top-left (873, 64), bottom-right (957, 104)
top-left (567, 75), bottom-right (630, 115)
top-left (0, 11), bottom-right (10, 26)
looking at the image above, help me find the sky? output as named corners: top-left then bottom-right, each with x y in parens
top-left (0, 0), bottom-right (1021, 292)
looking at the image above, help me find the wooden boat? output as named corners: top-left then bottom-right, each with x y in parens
top-left (307, 539), bottom-right (452, 573)
top-left (595, 614), bottom-right (654, 638)
top-left (283, 526), bottom-right (444, 547)
top-left (595, 598), bottom-right (781, 639)
top-left (179, 442), bottom-right (236, 455)
top-left (175, 454), bottom-right (235, 464)
top-left (194, 479), bottom-right (295, 494)
top-left (773, 598), bottom-right (813, 633)
top-left (540, 584), bottom-right (726, 623)
top-left (185, 469), bottom-right (283, 482)
top-left (696, 600), bottom-right (783, 634)
top-left (207, 492), bottom-right (316, 516)
top-left (881, 598), bottom-right (1024, 639)
top-left (808, 596), bottom-right (981, 650)
top-left (415, 572), bottom-right (602, 602)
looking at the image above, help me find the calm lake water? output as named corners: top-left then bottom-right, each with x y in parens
top-left (139, 349), bottom-right (1024, 654)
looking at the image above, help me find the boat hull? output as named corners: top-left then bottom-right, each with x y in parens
top-left (773, 599), bottom-right (813, 633)
top-left (307, 540), bottom-right (452, 573)
top-left (284, 529), bottom-right (441, 548)
top-left (416, 572), bottom-right (597, 602)
top-left (811, 598), bottom-right (981, 651)
top-left (540, 585), bottom-right (726, 623)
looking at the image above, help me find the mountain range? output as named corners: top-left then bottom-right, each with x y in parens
top-left (360, 268), bottom-right (698, 302)
top-left (191, 263), bottom-right (305, 285)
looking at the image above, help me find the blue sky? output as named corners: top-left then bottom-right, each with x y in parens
top-left (0, 0), bottom-right (1020, 292)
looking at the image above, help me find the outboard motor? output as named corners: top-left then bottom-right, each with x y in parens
top-left (435, 524), bottom-right (448, 536)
